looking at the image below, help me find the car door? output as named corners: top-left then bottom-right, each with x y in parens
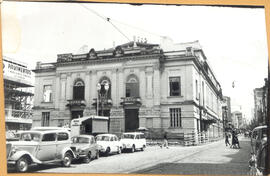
top-left (135, 134), bottom-right (140, 149)
top-left (36, 133), bottom-right (57, 161)
top-left (56, 132), bottom-right (70, 159)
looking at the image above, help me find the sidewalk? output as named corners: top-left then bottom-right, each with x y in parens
top-left (134, 137), bottom-right (251, 175)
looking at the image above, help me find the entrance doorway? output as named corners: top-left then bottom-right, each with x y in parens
top-left (71, 111), bottom-right (83, 119)
top-left (125, 109), bottom-right (139, 132)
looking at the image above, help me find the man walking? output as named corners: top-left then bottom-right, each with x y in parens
top-left (225, 132), bottom-right (230, 146)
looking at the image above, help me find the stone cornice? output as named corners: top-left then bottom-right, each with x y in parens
top-left (56, 54), bottom-right (162, 67)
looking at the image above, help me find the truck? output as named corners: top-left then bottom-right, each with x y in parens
top-left (70, 115), bottom-right (109, 137)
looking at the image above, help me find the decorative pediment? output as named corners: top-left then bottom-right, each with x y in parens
top-left (88, 48), bottom-right (97, 59)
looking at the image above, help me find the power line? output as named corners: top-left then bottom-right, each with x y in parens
top-left (79, 4), bottom-right (130, 42)
top-left (78, 4), bottom-right (162, 42)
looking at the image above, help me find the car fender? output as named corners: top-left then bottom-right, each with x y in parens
top-left (61, 147), bottom-right (76, 159)
top-left (8, 150), bottom-right (42, 164)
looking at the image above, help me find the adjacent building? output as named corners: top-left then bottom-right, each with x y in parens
top-left (32, 38), bottom-right (223, 137)
top-left (3, 56), bottom-right (34, 131)
top-left (231, 111), bottom-right (243, 129)
top-left (254, 78), bottom-right (268, 126)
top-left (221, 96), bottom-right (232, 131)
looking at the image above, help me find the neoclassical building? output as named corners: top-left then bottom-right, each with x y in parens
top-left (32, 38), bottom-right (223, 137)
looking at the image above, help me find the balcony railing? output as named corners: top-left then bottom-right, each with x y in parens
top-left (66, 99), bottom-right (86, 107)
top-left (5, 109), bottom-right (33, 119)
top-left (92, 98), bottom-right (113, 106)
top-left (120, 97), bottom-right (141, 106)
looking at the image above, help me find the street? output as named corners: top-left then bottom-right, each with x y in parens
top-left (9, 136), bottom-right (251, 174)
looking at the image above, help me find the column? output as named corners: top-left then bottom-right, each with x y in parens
top-left (85, 71), bottom-right (90, 107)
top-left (118, 68), bottom-right (124, 100)
top-left (139, 67), bottom-right (146, 105)
top-left (112, 69), bottom-right (117, 107)
top-left (55, 73), bottom-right (60, 109)
top-left (66, 73), bottom-right (72, 100)
top-left (153, 63), bottom-right (160, 106)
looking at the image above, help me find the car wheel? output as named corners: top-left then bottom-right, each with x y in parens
top-left (141, 145), bottom-right (146, 151)
top-left (16, 156), bottom-right (29, 173)
top-left (62, 152), bottom-right (72, 167)
top-left (131, 145), bottom-right (135, 153)
top-left (95, 150), bottom-right (100, 159)
top-left (84, 152), bottom-right (91, 163)
top-left (106, 147), bottom-right (111, 156)
top-left (117, 147), bottom-right (122, 154)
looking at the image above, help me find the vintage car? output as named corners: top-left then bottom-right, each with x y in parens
top-left (96, 134), bottom-right (122, 155)
top-left (71, 135), bottom-right (100, 163)
top-left (120, 132), bottom-right (146, 152)
top-left (248, 141), bottom-right (267, 176)
top-left (250, 125), bottom-right (267, 155)
top-left (7, 130), bottom-right (75, 172)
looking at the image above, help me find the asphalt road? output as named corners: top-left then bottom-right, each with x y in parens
top-left (9, 136), bottom-right (251, 175)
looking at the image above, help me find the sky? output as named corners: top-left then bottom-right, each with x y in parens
top-left (2, 2), bottom-right (269, 122)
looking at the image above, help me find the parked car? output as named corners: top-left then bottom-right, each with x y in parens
top-left (120, 132), bottom-right (146, 153)
top-left (248, 142), bottom-right (267, 176)
top-left (96, 134), bottom-right (122, 155)
top-left (250, 125), bottom-right (267, 155)
top-left (7, 130), bottom-right (75, 172)
top-left (6, 131), bottom-right (20, 142)
top-left (71, 135), bottom-right (100, 163)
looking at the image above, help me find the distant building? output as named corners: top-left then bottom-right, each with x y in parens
top-left (32, 37), bottom-right (223, 137)
top-left (254, 78), bottom-right (268, 126)
top-left (3, 56), bottom-right (34, 131)
top-left (221, 96), bottom-right (232, 131)
top-left (231, 111), bottom-right (242, 129)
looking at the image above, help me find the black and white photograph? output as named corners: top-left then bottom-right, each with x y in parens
top-left (2, 1), bottom-right (269, 175)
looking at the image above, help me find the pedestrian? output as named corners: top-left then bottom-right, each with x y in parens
top-left (225, 132), bottom-right (230, 146)
top-left (160, 132), bottom-right (169, 149)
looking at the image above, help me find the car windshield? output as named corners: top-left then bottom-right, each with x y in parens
top-left (20, 133), bottom-right (41, 142)
top-left (72, 137), bottom-right (90, 144)
top-left (96, 136), bottom-right (110, 141)
top-left (122, 134), bottom-right (135, 139)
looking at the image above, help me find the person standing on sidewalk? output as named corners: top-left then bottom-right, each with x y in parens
top-left (160, 132), bottom-right (169, 149)
top-left (225, 132), bottom-right (230, 146)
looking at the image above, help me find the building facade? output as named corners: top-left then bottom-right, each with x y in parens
top-left (32, 39), bottom-right (223, 137)
top-left (253, 78), bottom-right (268, 126)
top-left (3, 56), bottom-right (34, 131)
top-left (231, 111), bottom-right (243, 129)
top-left (222, 96), bottom-right (232, 131)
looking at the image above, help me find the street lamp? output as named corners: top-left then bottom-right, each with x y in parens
top-left (96, 82), bottom-right (109, 116)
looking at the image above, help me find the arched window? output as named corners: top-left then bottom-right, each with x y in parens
top-left (126, 75), bottom-right (139, 97)
top-left (99, 77), bottom-right (111, 99)
top-left (73, 79), bottom-right (85, 100)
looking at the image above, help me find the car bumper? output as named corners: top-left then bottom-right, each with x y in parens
top-left (7, 160), bottom-right (16, 165)
top-left (74, 153), bottom-right (87, 159)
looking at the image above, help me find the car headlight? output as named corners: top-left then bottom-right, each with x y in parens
top-left (10, 147), bottom-right (18, 156)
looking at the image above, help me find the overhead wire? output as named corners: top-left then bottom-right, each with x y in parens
top-left (78, 3), bottom-right (162, 42)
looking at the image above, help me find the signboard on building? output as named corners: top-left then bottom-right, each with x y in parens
top-left (3, 58), bottom-right (34, 86)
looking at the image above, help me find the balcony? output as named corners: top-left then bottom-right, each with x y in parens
top-left (120, 97), bottom-right (141, 106)
top-left (92, 98), bottom-right (113, 108)
top-left (66, 99), bottom-right (86, 109)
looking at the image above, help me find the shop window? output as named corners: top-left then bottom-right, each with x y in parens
top-left (43, 85), bottom-right (52, 102)
top-left (170, 108), bottom-right (182, 127)
top-left (169, 77), bottom-right (181, 96)
top-left (41, 112), bottom-right (50, 126)
top-left (73, 79), bottom-right (85, 100)
top-left (126, 75), bottom-right (139, 97)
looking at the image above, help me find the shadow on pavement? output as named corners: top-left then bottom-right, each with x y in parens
top-left (134, 139), bottom-right (251, 175)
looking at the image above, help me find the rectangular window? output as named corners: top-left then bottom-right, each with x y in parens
top-left (195, 80), bottom-right (198, 99)
top-left (43, 85), bottom-right (52, 102)
top-left (169, 77), bottom-right (181, 96)
top-left (202, 82), bottom-right (205, 106)
top-left (170, 108), bottom-right (182, 127)
top-left (42, 112), bottom-right (50, 126)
